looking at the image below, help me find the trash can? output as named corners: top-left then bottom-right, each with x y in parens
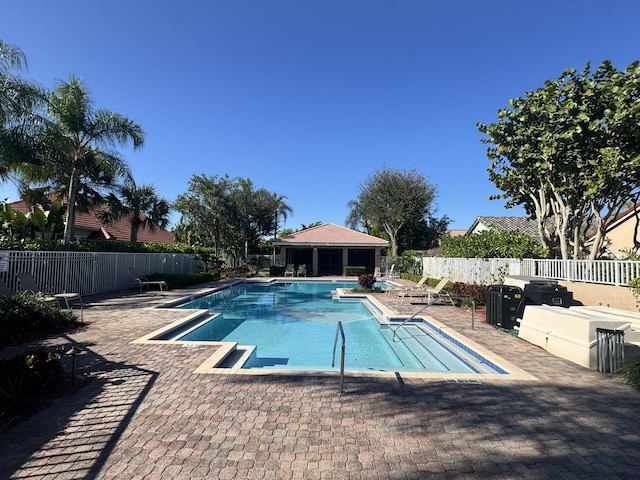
top-left (486, 285), bottom-right (524, 330)
top-left (596, 328), bottom-right (625, 373)
top-left (523, 282), bottom-right (573, 307)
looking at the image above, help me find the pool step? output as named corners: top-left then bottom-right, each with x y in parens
top-left (379, 324), bottom-right (430, 369)
top-left (387, 323), bottom-right (499, 374)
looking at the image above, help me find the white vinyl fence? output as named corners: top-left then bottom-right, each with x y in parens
top-left (520, 258), bottom-right (640, 287)
top-left (416, 257), bottom-right (640, 287)
top-left (421, 257), bottom-right (520, 285)
top-left (0, 251), bottom-right (200, 296)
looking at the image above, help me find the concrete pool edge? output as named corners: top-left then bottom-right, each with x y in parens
top-left (131, 279), bottom-right (538, 382)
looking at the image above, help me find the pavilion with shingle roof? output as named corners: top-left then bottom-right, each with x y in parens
top-left (273, 223), bottom-right (388, 276)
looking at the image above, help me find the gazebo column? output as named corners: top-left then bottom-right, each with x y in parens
top-left (342, 247), bottom-right (349, 275)
top-left (312, 247), bottom-right (318, 277)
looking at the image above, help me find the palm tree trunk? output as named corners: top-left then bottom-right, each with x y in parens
top-left (63, 168), bottom-right (79, 245)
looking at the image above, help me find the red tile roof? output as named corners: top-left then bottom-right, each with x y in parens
top-left (10, 199), bottom-right (175, 244)
top-left (274, 223), bottom-right (388, 247)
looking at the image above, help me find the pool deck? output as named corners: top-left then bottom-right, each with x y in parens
top-left (1, 278), bottom-right (639, 479)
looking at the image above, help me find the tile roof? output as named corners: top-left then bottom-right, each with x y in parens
top-left (9, 199), bottom-right (175, 244)
top-left (468, 216), bottom-right (539, 237)
top-left (274, 223), bottom-right (388, 247)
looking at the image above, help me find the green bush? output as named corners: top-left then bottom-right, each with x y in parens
top-left (440, 229), bottom-right (547, 259)
top-left (450, 282), bottom-right (488, 306)
top-left (0, 293), bottom-right (79, 347)
top-left (344, 266), bottom-right (366, 276)
top-left (146, 271), bottom-right (220, 289)
top-left (0, 348), bottom-right (65, 426)
top-left (617, 354), bottom-right (640, 390)
top-left (270, 266), bottom-right (285, 276)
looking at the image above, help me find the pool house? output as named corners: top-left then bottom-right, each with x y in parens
top-left (273, 223), bottom-right (389, 276)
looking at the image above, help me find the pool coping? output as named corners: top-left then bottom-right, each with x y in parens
top-left (131, 279), bottom-right (538, 382)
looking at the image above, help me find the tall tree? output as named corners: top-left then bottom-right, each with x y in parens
top-left (173, 174), bottom-right (234, 255)
top-left (270, 192), bottom-right (292, 257)
top-left (479, 60), bottom-right (640, 259)
top-left (351, 167), bottom-right (441, 257)
top-left (97, 180), bottom-right (170, 244)
top-left (0, 39), bottom-right (46, 182)
top-left (40, 76), bottom-right (144, 245)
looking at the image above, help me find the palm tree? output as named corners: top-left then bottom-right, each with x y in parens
top-left (42, 76), bottom-right (144, 244)
top-left (97, 180), bottom-right (170, 244)
top-left (0, 39), bottom-right (46, 183)
top-left (271, 192), bottom-right (292, 257)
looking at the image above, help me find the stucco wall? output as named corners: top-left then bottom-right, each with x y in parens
top-left (558, 281), bottom-right (638, 312)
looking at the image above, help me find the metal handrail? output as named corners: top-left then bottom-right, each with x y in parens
top-left (392, 294), bottom-right (477, 341)
top-left (332, 321), bottom-right (346, 396)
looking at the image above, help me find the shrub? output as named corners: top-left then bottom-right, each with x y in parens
top-left (270, 266), bottom-right (285, 276)
top-left (146, 271), bottom-right (220, 289)
top-left (617, 353), bottom-right (640, 391)
top-left (344, 266), bottom-right (366, 276)
top-left (0, 293), bottom-right (79, 347)
top-left (358, 274), bottom-right (376, 292)
top-left (450, 282), bottom-right (488, 306)
top-left (0, 348), bottom-right (64, 426)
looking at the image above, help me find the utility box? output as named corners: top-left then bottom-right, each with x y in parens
top-left (523, 282), bottom-right (573, 307)
top-left (486, 285), bottom-right (524, 330)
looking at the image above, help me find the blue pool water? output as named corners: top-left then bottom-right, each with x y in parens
top-left (174, 280), bottom-right (498, 373)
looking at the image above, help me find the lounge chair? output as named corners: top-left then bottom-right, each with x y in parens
top-left (16, 272), bottom-right (84, 318)
top-left (386, 272), bottom-right (429, 296)
top-left (0, 279), bottom-right (13, 299)
top-left (398, 277), bottom-right (453, 304)
top-left (284, 264), bottom-right (295, 277)
top-left (383, 264), bottom-right (400, 278)
top-left (127, 267), bottom-right (168, 293)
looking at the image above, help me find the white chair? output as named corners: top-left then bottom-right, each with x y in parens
top-left (284, 264), bottom-right (295, 277)
top-left (127, 267), bottom-right (168, 293)
top-left (16, 272), bottom-right (84, 320)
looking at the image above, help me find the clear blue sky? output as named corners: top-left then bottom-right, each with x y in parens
top-left (2, 1), bottom-right (640, 231)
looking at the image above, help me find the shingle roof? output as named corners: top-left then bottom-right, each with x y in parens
top-left (274, 223), bottom-right (388, 247)
top-left (467, 216), bottom-right (539, 237)
top-left (10, 199), bottom-right (175, 244)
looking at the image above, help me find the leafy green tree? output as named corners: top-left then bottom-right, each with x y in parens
top-left (479, 60), bottom-right (640, 260)
top-left (350, 167), bottom-right (445, 257)
top-left (30, 76), bottom-right (145, 245)
top-left (97, 180), bottom-right (170, 244)
top-left (173, 174), bottom-right (233, 255)
top-left (173, 174), bottom-right (291, 262)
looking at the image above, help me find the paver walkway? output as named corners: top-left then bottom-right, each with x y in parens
top-left (1, 279), bottom-right (639, 479)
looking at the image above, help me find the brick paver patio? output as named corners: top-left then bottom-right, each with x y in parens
top-left (1, 279), bottom-right (639, 479)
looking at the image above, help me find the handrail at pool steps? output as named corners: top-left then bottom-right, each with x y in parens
top-left (392, 295), bottom-right (477, 341)
top-left (332, 321), bottom-right (346, 396)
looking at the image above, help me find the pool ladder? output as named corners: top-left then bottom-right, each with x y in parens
top-left (331, 321), bottom-right (346, 396)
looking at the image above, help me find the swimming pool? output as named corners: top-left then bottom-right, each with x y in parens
top-left (167, 280), bottom-right (505, 374)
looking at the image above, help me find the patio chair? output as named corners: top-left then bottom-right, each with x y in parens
top-left (16, 272), bottom-right (84, 318)
top-left (385, 272), bottom-right (429, 296)
top-left (297, 264), bottom-right (307, 277)
top-left (284, 264), bottom-right (295, 277)
top-left (398, 276), bottom-right (454, 304)
top-left (0, 279), bottom-right (13, 299)
top-left (127, 267), bottom-right (168, 293)
top-left (384, 264), bottom-right (399, 278)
